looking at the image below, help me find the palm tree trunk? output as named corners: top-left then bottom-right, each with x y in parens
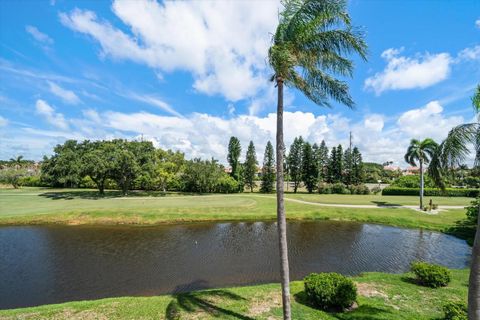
top-left (276, 77), bottom-right (291, 320)
top-left (468, 205), bottom-right (480, 319)
top-left (419, 160), bottom-right (424, 209)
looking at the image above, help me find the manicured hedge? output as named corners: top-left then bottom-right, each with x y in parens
top-left (411, 261), bottom-right (451, 288)
top-left (382, 187), bottom-right (479, 197)
top-left (304, 272), bottom-right (357, 311)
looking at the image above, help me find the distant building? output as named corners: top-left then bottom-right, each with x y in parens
top-left (383, 165), bottom-right (401, 171)
top-left (403, 166), bottom-right (421, 176)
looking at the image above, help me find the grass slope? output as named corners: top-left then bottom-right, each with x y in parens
top-left (0, 188), bottom-right (469, 234)
top-left (0, 269), bottom-right (468, 319)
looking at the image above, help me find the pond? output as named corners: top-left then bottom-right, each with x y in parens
top-left (0, 221), bottom-right (471, 309)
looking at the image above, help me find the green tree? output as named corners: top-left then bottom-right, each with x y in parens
top-left (287, 136), bottom-right (304, 193)
top-left (404, 138), bottom-right (438, 209)
top-left (351, 147), bottom-right (364, 184)
top-left (154, 149), bottom-right (185, 192)
top-left (40, 140), bottom-right (84, 188)
top-left (227, 136), bottom-right (242, 181)
top-left (343, 147), bottom-right (353, 185)
top-left (260, 141), bottom-right (275, 193)
top-left (335, 144), bottom-right (344, 183)
top-left (316, 140), bottom-right (329, 182)
top-left (327, 146), bottom-right (337, 183)
top-left (428, 85), bottom-right (480, 317)
top-left (81, 141), bottom-right (115, 195)
top-left (268, 0), bottom-right (366, 317)
top-left (244, 141), bottom-right (258, 192)
top-left (111, 140), bottom-right (140, 195)
top-left (302, 142), bottom-right (318, 193)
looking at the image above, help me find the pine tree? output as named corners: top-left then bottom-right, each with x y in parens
top-left (327, 146), bottom-right (337, 183)
top-left (287, 136), bottom-right (304, 193)
top-left (260, 141), bottom-right (275, 193)
top-left (343, 147), bottom-right (353, 185)
top-left (227, 136), bottom-right (242, 181)
top-left (302, 142), bottom-right (318, 193)
top-left (244, 141), bottom-right (258, 192)
top-left (317, 140), bottom-right (329, 182)
top-left (335, 144), bottom-right (344, 183)
top-left (352, 147), bottom-right (364, 184)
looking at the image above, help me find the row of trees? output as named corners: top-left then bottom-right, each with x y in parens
top-left (287, 137), bottom-right (364, 193)
top-left (41, 139), bottom-right (240, 195)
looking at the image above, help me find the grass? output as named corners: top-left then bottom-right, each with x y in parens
top-left (0, 269), bottom-right (468, 319)
top-left (0, 188), bottom-right (470, 234)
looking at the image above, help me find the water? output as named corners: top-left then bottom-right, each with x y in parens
top-left (0, 221), bottom-right (470, 309)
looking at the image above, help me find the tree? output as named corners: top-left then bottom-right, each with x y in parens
top-left (287, 137), bottom-right (304, 193)
top-left (428, 85), bottom-right (480, 318)
top-left (316, 140), bottom-right (329, 182)
top-left (9, 155), bottom-right (24, 169)
top-left (260, 141), bottom-right (275, 193)
top-left (351, 147), bottom-right (364, 184)
top-left (404, 138), bottom-right (438, 209)
top-left (227, 136), bottom-right (242, 181)
top-left (343, 147), bottom-right (353, 185)
top-left (244, 141), bottom-right (258, 192)
top-left (268, 0), bottom-right (367, 317)
top-left (154, 149), bottom-right (185, 192)
top-left (327, 146), bottom-right (337, 183)
top-left (81, 141), bottom-right (115, 195)
top-left (302, 142), bottom-right (318, 193)
top-left (335, 144), bottom-right (344, 183)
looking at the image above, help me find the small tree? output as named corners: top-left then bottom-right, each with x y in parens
top-left (227, 136), bottom-right (242, 181)
top-left (244, 141), bottom-right (258, 192)
top-left (260, 141), bottom-right (275, 193)
top-left (302, 142), bottom-right (318, 193)
top-left (287, 136), bottom-right (304, 192)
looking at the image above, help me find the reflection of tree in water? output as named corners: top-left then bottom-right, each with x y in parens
top-left (166, 280), bottom-right (253, 320)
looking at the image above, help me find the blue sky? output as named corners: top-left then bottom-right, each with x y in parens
top-left (0, 0), bottom-right (479, 166)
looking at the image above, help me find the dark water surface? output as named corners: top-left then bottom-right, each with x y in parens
top-left (0, 221), bottom-right (471, 309)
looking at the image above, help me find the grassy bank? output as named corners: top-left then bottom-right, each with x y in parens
top-left (0, 188), bottom-right (470, 235)
top-left (0, 269), bottom-right (468, 319)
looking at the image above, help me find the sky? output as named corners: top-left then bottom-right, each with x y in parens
top-left (0, 0), bottom-right (479, 167)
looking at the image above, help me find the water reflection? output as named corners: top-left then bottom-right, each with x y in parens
top-left (0, 221), bottom-right (470, 309)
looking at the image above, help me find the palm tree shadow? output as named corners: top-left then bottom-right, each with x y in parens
top-left (370, 201), bottom-right (403, 207)
top-left (444, 218), bottom-right (476, 246)
top-left (294, 291), bottom-right (393, 320)
top-left (166, 281), bottom-right (254, 320)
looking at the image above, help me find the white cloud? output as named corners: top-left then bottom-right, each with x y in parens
top-left (0, 115), bottom-right (8, 127)
top-left (25, 25), bottom-right (54, 45)
top-left (35, 99), bottom-right (69, 130)
top-left (123, 92), bottom-right (182, 117)
top-left (458, 45), bottom-right (480, 61)
top-left (476, 19), bottom-right (480, 29)
top-left (365, 48), bottom-right (451, 95)
top-left (60, 0), bottom-right (280, 101)
top-left (47, 81), bottom-right (81, 104)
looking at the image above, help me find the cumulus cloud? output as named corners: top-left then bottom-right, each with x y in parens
top-left (47, 81), bottom-right (81, 104)
top-left (35, 99), bottom-right (69, 130)
top-left (458, 45), bottom-right (480, 61)
top-left (364, 48), bottom-right (451, 95)
top-left (25, 25), bottom-right (54, 45)
top-left (59, 0), bottom-right (280, 101)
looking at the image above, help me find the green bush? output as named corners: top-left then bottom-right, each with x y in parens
top-left (331, 183), bottom-right (348, 194)
top-left (214, 174), bottom-right (240, 193)
top-left (410, 262), bottom-right (451, 288)
top-left (318, 183), bottom-right (332, 194)
top-left (382, 187), bottom-right (479, 197)
top-left (391, 175), bottom-right (435, 188)
top-left (371, 186), bottom-right (382, 194)
top-left (349, 184), bottom-right (370, 195)
top-left (443, 302), bottom-right (467, 320)
top-left (304, 272), bottom-right (357, 310)
top-left (466, 197), bottom-right (480, 223)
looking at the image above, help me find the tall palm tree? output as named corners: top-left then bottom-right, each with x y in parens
top-left (404, 138), bottom-right (438, 209)
top-left (429, 85), bottom-right (480, 319)
top-left (268, 1), bottom-right (366, 318)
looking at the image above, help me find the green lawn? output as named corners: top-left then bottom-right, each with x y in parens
top-left (0, 269), bottom-right (468, 319)
top-left (0, 188), bottom-right (470, 234)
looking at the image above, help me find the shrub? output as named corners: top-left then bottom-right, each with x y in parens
top-left (318, 183), bottom-right (332, 194)
top-left (371, 186), bottom-right (382, 194)
top-left (331, 183), bottom-right (348, 194)
top-left (410, 261), bottom-right (451, 288)
top-left (391, 175), bottom-right (435, 188)
top-left (466, 197), bottom-right (480, 223)
top-left (349, 184), bottom-right (370, 195)
top-left (443, 302), bottom-right (467, 320)
top-left (215, 175), bottom-right (240, 193)
top-left (303, 272), bottom-right (357, 310)
top-left (382, 187), bottom-right (479, 197)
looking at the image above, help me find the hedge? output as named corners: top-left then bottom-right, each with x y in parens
top-left (382, 187), bottom-right (479, 197)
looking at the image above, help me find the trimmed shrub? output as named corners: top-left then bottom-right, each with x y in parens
top-left (349, 184), bottom-right (370, 195)
top-left (391, 175), bottom-right (435, 188)
top-left (443, 302), bottom-right (467, 320)
top-left (304, 272), bottom-right (357, 310)
top-left (410, 261), bottom-right (451, 288)
top-left (331, 183), bottom-right (348, 194)
top-left (382, 187), bottom-right (479, 197)
top-left (215, 175), bottom-right (240, 193)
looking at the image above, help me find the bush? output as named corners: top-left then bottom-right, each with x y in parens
top-left (466, 197), bottom-right (480, 223)
top-left (349, 184), bottom-right (370, 195)
top-left (382, 187), bottom-right (479, 197)
top-left (410, 261), bottom-right (451, 288)
top-left (318, 183), bottom-right (332, 194)
top-left (331, 183), bottom-right (348, 194)
top-left (443, 302), bottom-right (467, 320)
top-left (214, 174), bottom-right (240, 193)
top-left (304, 272), bottom-right (357, 310)
top-left (371, 186), bottom-right (382, 194)
top-left (391, 175), bottom-right (435, 188)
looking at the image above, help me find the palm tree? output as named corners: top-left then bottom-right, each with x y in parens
top-left (428, 85), bottom-right (480, 319)
top-left (9, 155), bottom-right (24, 169)
top-left (268, 1), bottom-right (367, 318)
top-left (404, 138), bottom-right (438, 209)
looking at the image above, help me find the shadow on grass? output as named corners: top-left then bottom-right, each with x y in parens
top-left (444, 218), bottom-right (476, 246)
top-left (166, 285), bottom-right (253, 320)
top-left (294, 290), bottom-right (393, 320)
top-left (38, 190), bottom-right (200, 200)
top-left (370, 201), bottom-right (403, 207)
